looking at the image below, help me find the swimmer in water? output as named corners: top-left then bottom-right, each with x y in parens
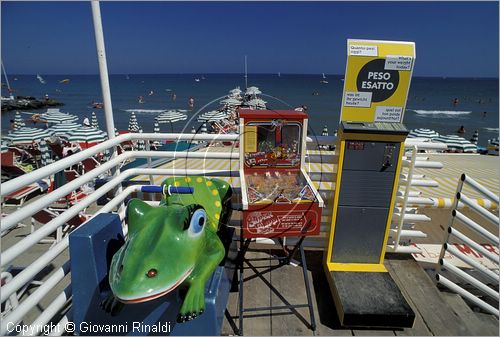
top-left (457, 125), bottom-right (466, 134)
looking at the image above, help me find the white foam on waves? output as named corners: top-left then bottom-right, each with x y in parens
top-left (123, 109), bottom-right (166, 113)
top-left (411, 110), bottom-right (472, 116)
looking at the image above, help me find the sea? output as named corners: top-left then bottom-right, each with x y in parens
top-left (1, 74), bottom-right (498, 147)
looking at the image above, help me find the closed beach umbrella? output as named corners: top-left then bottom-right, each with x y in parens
top-left (49, 121), bottom-right (82, 137)
top-left (91, 111), bottom-right (99, 129)
top-left (434, 134), bottom-right (477, 153)
top-left (322, 125), bottom-right (329, 137)
top-left (137, 129), bottom-right (145, 151)
top-left (157, 110), bottom-right (187, 132)
top-left (62, 127), bottom-right (107, 148)
top-left (39, 140), bottom-right (53, 166)
top-left (14, 111), bottom-right (26, 130)
top-left (128, 112), bottom-right (140, 132)
top-left (150, 118), bottom-right (161, 147)
top-left (408, 128), bottom-right (440, 139)
top-left (3, 127), bottom-right (54, 145)
top-left (469, 130), bottom-right (479, 145)
top-left (200, 123), bottom-right (208, 134)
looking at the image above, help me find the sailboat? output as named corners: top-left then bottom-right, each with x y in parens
top-left (320, 73), bottom-right (328, 84)
top-left (278, 72), bottom-right (281, 77)
top-left (1, 60), bottom-right (15, 100)
top-left (37, 74), bottom-right (46, 84)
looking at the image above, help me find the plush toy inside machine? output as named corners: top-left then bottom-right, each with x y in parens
top-left (239, 109), bottom-right (324, 239)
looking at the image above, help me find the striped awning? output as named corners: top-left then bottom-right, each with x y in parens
top-left (3, 127), bottom-right (54, 145)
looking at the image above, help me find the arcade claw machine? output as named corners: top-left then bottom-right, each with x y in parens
top-left (239, 109), bottom-right (324, 238)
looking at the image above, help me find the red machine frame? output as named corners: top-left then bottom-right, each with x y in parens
top-left (239, 109), bottom-right (324, 238)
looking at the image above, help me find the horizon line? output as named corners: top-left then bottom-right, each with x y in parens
top-left (5, 73), bottom-right (499, 80)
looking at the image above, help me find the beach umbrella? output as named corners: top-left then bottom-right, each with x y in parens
top-left (469, 130), bottom-right (479, 145)
top-left (245, 86), bottom-right (261, 95)
top-left (13, 111), bottom-right (26, 130)
top-left (38, 140), bottom-right (53, 166)
top-left (128, 112), bottom-right (140, 132)
top-left (408, 128), bottom-right (440, 139)
top-left (433, 134), bottom-right (477, 153)
top-left (151, 118), bottom-right (161, 147)
top-left (322, 125), bottom-right (329, 137)
top-left (91, 111), bottom-right (99, 129)
top-left (62, 127), bottom-right (107, 148)
top-left (49, 121), bottom-right (82, 137)
top-left (137, 129), bottom-right (145, 151)
top-left (1, 142), bottom-right (9, 153)
top-left (157, 110), bottom-right (187, 132)
top-left (229, 87), bottom-right (242, 95)
top-left (40, 111), bottom-right (78, 124)
top-left (197, 110), bottom-right (230, 122)
top-left (3, 127), bottom-right (54, 145)
top-left (220, 97), bottom-right (241, 106)
top-left (245, 98), bottom-right (267, 109)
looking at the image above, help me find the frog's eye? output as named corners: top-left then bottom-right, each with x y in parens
top-left (188, 208), bottom-right (206, 236)
top-left (147, 268), bottom-right (157, 278)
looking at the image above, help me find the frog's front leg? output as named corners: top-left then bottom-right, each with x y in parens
top-left (177, 234), bottom-right (225, 323)
top-left (101, 292), bottom-right (125, 316)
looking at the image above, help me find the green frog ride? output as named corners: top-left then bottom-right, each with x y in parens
top-left (102, 176), bottom-right (233, 323)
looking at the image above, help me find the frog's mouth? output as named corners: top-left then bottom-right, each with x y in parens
top-left (116, 267), bottom-right (194, 304)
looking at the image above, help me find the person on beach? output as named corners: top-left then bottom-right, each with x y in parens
top-left (457, 125), bottom-right (466, 134)
top-left (83, 116), bottom-right (90, 127)
top-left (188, 97), bottom-right (195, 109)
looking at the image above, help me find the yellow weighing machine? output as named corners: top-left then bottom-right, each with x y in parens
top-left (324, 39), bottom-right (416, 328)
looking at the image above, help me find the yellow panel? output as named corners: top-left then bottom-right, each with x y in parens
top-left (324, 139), bottom-right (345, 265)
top-left (244, 125), bottom-right (257, 153)
top-left (341, 39), bottom-right (416, 123)
top-left (379, 141), bottom-right (405, 265)
top-left (327, 262), bottom-right (388, 273)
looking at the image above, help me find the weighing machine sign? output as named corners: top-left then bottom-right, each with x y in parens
top-left (340, 39), bottom-right (416, 123)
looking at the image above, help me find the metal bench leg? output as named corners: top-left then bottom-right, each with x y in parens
top-left (300, 243), bottom-right (317, 333)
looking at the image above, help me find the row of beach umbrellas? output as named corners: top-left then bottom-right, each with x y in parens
top-left (408, 128), bottom-right (477, 153)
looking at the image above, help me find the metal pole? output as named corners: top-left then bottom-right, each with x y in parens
top-left (91, 1), bottom-right (116, 140)
top-left (244, 55), bottom-right (248, 89)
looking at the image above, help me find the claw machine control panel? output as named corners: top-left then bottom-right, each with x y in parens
top-left (239, 109), bottom-right (324, 238)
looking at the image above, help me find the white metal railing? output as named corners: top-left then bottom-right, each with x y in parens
top-left (436, 174), bottom-right (499, 317)
top-left (0, 133), bottom-right (240, 335)
top-left (387, 141), bottom-right (447, 254)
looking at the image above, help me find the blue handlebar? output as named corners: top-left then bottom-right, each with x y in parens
top-left (141, 186), bottom-right (163, 193)
top-left (168, 186), bottom-right (194, 194)
top-left (140, 185), bottom-right (194, 194)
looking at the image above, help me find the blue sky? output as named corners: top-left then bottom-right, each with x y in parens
top-left (1, 1), bottom-right (498, 77)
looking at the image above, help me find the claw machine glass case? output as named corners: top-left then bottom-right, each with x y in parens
top-left (239, 109), bottom-right (324, 238)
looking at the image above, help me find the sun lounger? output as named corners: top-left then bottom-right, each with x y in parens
top-left (31, 208), bottom-right (88, 246)
top-left (2, 183), bottom-right (42, 206)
